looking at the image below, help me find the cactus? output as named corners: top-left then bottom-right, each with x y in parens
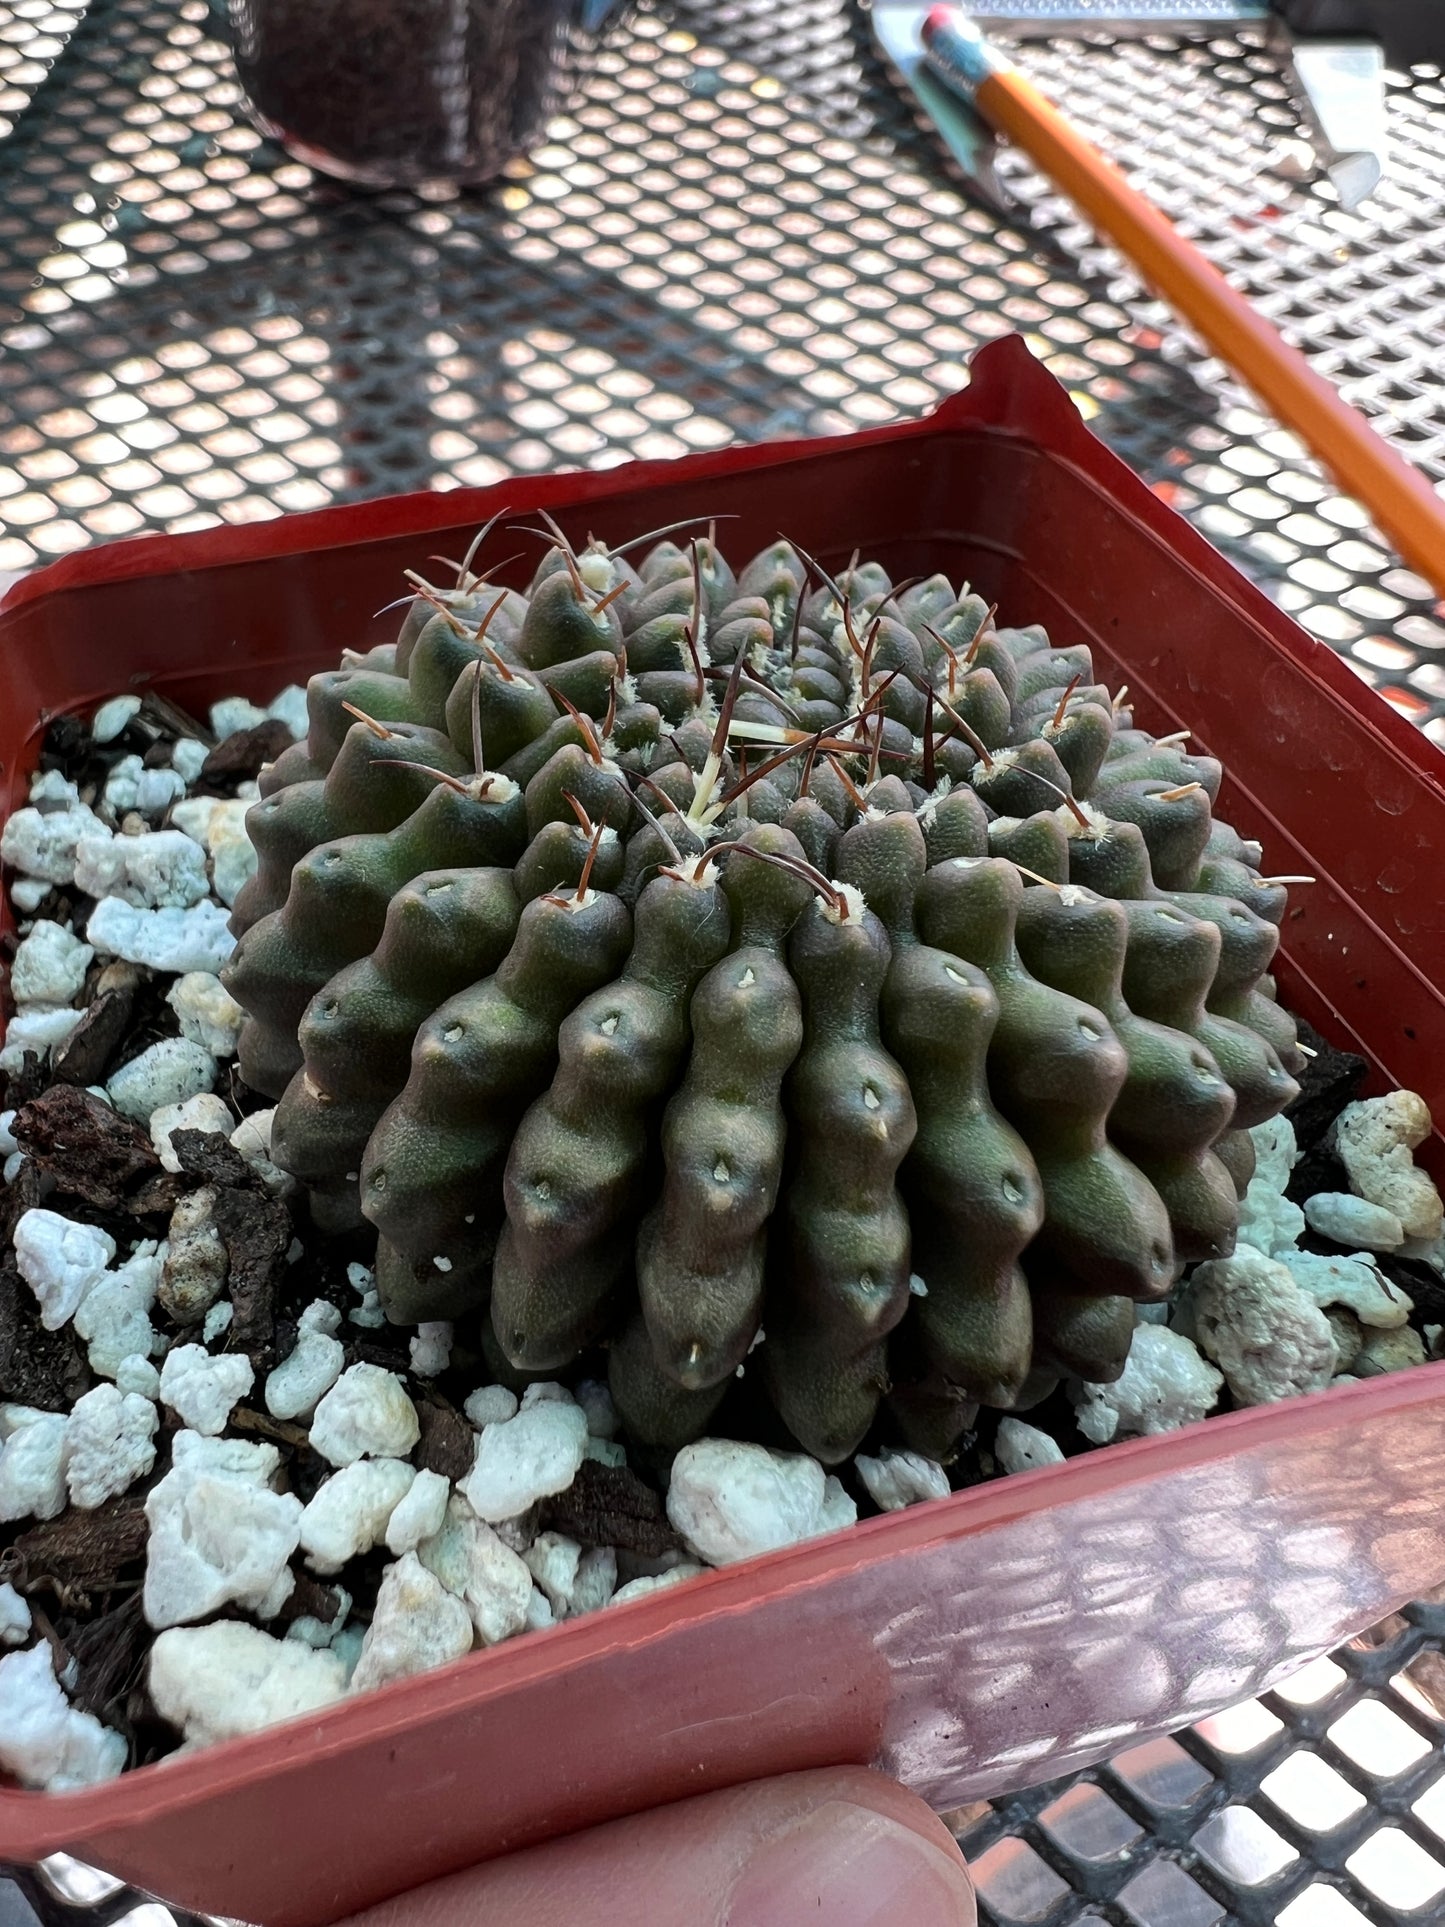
top-left (225, 523), bottom-right (1305, 1463)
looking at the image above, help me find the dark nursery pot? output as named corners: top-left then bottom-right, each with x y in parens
top-left (228, 0), bottom-right (594, 188)
top-left (3, 337), bottom-right (1445, 1927)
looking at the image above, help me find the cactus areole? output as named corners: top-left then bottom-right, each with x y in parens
top-left (223, 523), bottom-right (1304, 1464)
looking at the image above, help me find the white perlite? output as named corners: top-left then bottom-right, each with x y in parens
top-left (409, 1321), bottom-right (453, 1378)
top-left (73, 829), bottom-right (210, 909)
top-left (1183, 1249), bottom-right (1337, 1406)
top-left (286, 1585), bottom-right (351, 1651)
top-left (208, 799), bottom-right (259, 907)
top-left (265, 1314), bottom-right (345, 1423)
top-left (0, 1581), bottom-right (32, 1647)
top-left (994, 1420), bottom-right (1068, 1476)
top-left (167, 801), bottom-right (260, 913)
top-left (1071, 1325), bottom-right (1225, 1445)
top-left (0, 1006), bottom-right (83, 1074)
top-left (461, 1400), bottom-right (588, 1522)
top-left (170, 738), bottom-right (209, 784)
top-left (1332, 1092), bottom-right (1444, 1243)
top-left (0, 1643), bottom-right (126, 1792)
top-left (609, 1564), bottom-right (708, 1608)
top-left (1356, 1324), bottom-right (1429, 1376)
top-left (102, 756), bottom-right (185, 820)
top-left (463, 1384), bottom-right (518, 1428)
top-left (346, 1259), bottom-right (385, 1328)
top-left (300, 1459), bottom-right (417, 1574)
top-left (350, 1554), bottom-right (474, 1695)
top-left (1277, 1249), bottom-right (1413, 1330)
top-left (87, 897), bottom-right (236, 975)
top-left (143, 1432), bottom-right (302, 1629)
top-left (91, 694), bottom-right (141, 743)
top-left (204, 1300), bottom-right (233, 1343)
top-left (159, 1188), bottom-right (228, 1323)
top-left (1, 800), bottom-right (111, 886)
top-left (115, 1353), bottom-right (162, 1399)
top-left (13, 1208), bottom-right (116, 1329)
top-left (523, 1532), bottom-right (582, 1614)
top-left (1303, 1192), bottom-right (1405, 1251)
top-left (74, 1243), bottom-right (163, 1379)
top-left (384, 1467), bottom-right (451, 1556)
top-left (8, 879), bottom-right (50, 915)
top-left (520, 1381), bottom-right (577, 1408)
top-left (418, 1494), bottom-right (534, 1645)
top-left (65, 1383), bottom-right (158, 1509)
top-left (28, 769), bottom-right (78, 807)
top-left (525, 1588), bottom-right (555, 1631)
top-left (666, 1439), bottom-right (858, 1567)
top-left (572, 1547), bottom-right (618, 1616)
top-left (166, 972), bottom-right (245, 1057)
top-left (150, 1092), bottom-right (234, 1173)
top-left (106, 1036), bottom-right (216, 1123)
top-left (159, 1344), bottom-right (254, 1436)
top-left (309, 1364), bottom-right (419, 1466)
top-left (149, 1623), bottom-right (348, 1750)
top-left (211, 695), bottom-right (269, 739)
top-left (267, 684), bottom-right (310, 738)
top-left (0, 1409), bottom-right (70, 1523)
top-left (10, 919), bottom-right (93, 1007)
top-left (0, 1002), bottom-right (83, 1079)
top-left (229, 1107), bottom-right (293, 1195)
top-left (1235, 1115), bottom-right (1305, 1256)
top-left (854, 1447), bottom-right (952, 1510)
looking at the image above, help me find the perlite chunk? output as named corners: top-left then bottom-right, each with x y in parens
top-left (149, 1622), bottom-right (347, 1748)
top-left (0, 1643), bottom-right (126, 1791)
top-left (1071, 1325), bottom-right (1224, 1444)
top-left (1181, 1248), bottom-right (1336, 1406)
top-left (1332, 1091), bottom-right (1444, 1243)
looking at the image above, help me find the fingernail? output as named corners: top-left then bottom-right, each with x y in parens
top-left (726, 1799), bottom-right (974, 1927)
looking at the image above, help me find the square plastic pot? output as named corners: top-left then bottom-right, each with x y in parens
top-left (3, 336), bottom-right (1445, 1927)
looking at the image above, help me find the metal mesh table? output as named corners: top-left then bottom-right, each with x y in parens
top-left (3, 3), bottom-right (1445, 1924)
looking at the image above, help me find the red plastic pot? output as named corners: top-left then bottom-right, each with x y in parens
top-left (3, 336), bottom-right (1445, 1926)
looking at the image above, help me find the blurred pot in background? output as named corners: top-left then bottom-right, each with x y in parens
top-left (229, 0), bottom-right (611, 189)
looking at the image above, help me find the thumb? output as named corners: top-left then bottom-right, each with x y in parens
top-left (335, 1766), bottom-right (975, 1927)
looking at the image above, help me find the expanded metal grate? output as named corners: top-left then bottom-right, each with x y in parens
top-left (2, 1596), bottom-right (1445, 1924)
top-left (2, 3), bottom-right (1445, 1924)
top-left (1, 3), bottom-right (1444, 721)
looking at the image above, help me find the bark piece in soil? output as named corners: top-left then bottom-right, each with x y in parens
top-left (139, 691), bottom-right (214, 749)
top-left (36, 711), bottom-right (90, 779)
top-left (1286, 1019), bottom-right (1367, 1154)
top-left (211, 1184), bottom-right (293, 1368)
top-left (171, 1127), bottom-right (262, 1192)
top-left (0, 1154), bottom-right (43, 1249)
top-left (1375, 1254), bottom-right (1445, 1325)
top-left (52, 964), bottom-right (144, 1087)
top-left (538, 1458), bottom-right (681, 1559)
top-left (201, 718), bottom-right (293, 783)
top-left (1, 1496), bottom-right (149, 1610)
top-left (11, 1083), bottom-right (161, 1210)
top-left (62, 1592), bottom-right (149, 1724)
top-left (273, 1571), bottom-right (346, 1628)
top-left (1287, 1143), bottom-right (1352, 1209)
top-left (415, 1398), bottom-right (474, 1482)
top-left (0, 1266), bottom-right (94, 1413)
top-left (0, 1048), bottom-right (48, 1112)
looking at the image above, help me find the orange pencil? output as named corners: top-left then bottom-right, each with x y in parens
top-left (921, 8), bottom-right (1445, 602)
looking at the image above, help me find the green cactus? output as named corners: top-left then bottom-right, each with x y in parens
top-left (224, 525), bottom-right (1306, 1464)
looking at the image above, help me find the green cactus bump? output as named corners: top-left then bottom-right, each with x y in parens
top-left (225, 524), bottom-right (1303, 1462)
